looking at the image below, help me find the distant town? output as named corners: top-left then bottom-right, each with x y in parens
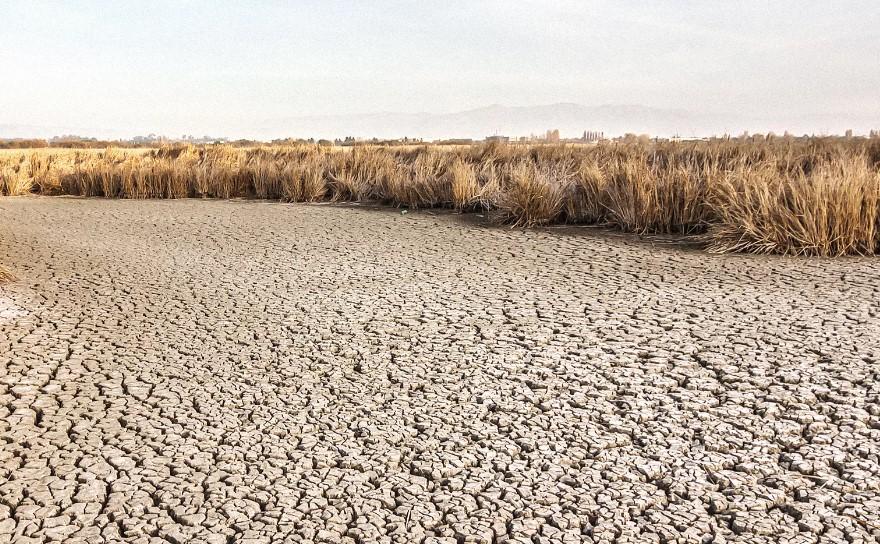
top-left (2, 128), bottom-right (878, 149)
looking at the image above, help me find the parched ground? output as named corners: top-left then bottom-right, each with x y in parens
top-left (1, 197), bottom-right (879, 544)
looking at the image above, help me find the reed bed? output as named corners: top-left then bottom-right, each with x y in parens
top-left (1, 138), bottom-right (879, 256)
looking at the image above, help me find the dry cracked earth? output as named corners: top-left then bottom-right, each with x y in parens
top-left (1, 197), bottom-right (879, 544)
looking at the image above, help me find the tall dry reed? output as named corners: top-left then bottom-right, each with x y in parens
top-left (2, 138), bottom-right (879, 255)
top-left (708, 155), bottom-right (880, 255)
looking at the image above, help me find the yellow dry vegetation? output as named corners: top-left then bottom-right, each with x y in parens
top-left (1, 139), bottom-right (879, 256)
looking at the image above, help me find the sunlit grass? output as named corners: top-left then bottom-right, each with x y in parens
top-left (1, 138), bottom-right (879, 256)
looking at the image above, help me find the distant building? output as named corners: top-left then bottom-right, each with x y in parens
top-left (485, 135), bottom-right (509, 144)
top-left (545, 129), bottom-right (560, 143)
top-left (845, 129), bottom-right (853, 138)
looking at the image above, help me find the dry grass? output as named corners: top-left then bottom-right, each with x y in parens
top-left (1, 138), bottom-right (879, 256)
top-left (448, 158), bottom-right (479, 210)
top-left (603, 155), bottom-right (710, 234)
top-left (708, 155), bottom-right (880, 256)
top-left (497, 161), bottom-right (567, 226)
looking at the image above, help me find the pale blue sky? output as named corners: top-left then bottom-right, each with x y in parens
top-left (2, 1), bottom-right (879, 137)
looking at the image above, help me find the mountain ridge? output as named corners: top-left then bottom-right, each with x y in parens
top-left (261, 103), bottom-right (720, 140)
top-left (4, 103), bottom-right (879, 140)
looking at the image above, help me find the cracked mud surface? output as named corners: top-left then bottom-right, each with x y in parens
top-left (1, 197), bottom-right (879, 544)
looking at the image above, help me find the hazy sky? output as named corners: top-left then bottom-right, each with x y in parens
top-left (2, 1), bottom-right (879, 137)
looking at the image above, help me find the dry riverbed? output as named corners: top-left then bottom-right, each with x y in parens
top-left (1, 197), bottom-right (879, 543)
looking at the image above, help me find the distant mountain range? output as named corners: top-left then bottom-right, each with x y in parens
top-left (260, 103), bottom-right (735, 140)
top-left (4, 103), bottom-right (880, 140)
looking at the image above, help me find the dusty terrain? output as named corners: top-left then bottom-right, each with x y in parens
top-left (1, 197), bottom-right (878, 544)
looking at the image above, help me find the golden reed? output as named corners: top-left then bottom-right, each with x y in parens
top-left (2, 138), bottom-right (879, 256)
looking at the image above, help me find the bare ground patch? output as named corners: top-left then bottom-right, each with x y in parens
top-left (1, 197), bottom-right (878, 542)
